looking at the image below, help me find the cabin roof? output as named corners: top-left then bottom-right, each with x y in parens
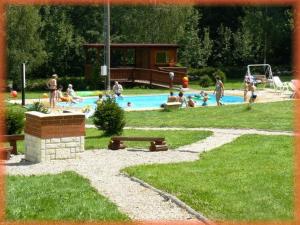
top-left (83, 43), bottom-right (179, 49)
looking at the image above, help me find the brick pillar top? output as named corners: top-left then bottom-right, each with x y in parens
top-left (25, 112), bottom-right (85, 139)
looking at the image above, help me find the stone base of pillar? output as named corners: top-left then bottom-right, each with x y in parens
top-left (25, 134), bottom-right (84, 162)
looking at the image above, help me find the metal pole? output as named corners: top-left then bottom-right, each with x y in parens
top-left (21, 63), bottom-right (25, 106)
top-left (263, 6), bottom-right (267, 65)
top-left (105, 1), bottom-right (111, 91)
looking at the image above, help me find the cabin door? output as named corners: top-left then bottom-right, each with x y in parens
top-left (136, 48), bottom-right (150, 69)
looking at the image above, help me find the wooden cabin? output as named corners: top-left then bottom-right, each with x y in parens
top-left (83, 43), bottom-right (188, 88)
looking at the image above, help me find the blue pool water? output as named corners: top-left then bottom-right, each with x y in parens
top-left (58, 93), bottom-right (244, 110)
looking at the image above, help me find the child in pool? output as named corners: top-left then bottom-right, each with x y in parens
top-left (202, 92), bottom-right (208, 106)
top-left (187, 96), bottom-right (196, 107)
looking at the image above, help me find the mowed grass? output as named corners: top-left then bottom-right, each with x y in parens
top-left (124, 135), bottom-right (294, 221)
top-left (85, 129), bottom-right (212, 150)
top-left (189, 79), bottom-right (245, 91)
top-left (125, 101), bottom-right (293, 131)
top-left (189, 76), bottom-right (293, 91)
top-left (6, 171), bottom-right (129, 221)
top-left (15, 129), bottom-right (212, 153)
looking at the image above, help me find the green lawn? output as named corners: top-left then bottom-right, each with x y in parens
top-left (189, 79), bottom-right (245, 91)
top-left (6, 171), bottom-right (129, 221)
top-left (124, 101), bottom-right (293, 131)
top-left (124, 135), bottom-right (294, 221)
top-left (5, 91), bottom-right (46, 100)
top-left (189, 76), bottom-right (293, 91)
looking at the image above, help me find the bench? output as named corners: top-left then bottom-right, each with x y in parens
top-left (108, 136), bottom-right (168, 151)
top-left (1, 134), bottom-right (24, 155)
top-left (253, 75), bottom-right (268, 85)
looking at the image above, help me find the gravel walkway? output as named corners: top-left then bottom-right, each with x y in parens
top-left (5, 127), bottom-right (293, 221)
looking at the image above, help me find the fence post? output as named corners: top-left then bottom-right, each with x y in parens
top-left (150, 70), bottom-right (152, 88)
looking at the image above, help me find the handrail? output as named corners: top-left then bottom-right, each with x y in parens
top-left (110, 67), bottom-right (186, 86)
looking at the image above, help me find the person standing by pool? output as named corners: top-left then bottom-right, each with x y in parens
top-left (47, 74), bottom-right (58, 108)
top-left (249, 83), bottom-right (257, 104)
top-left (213, 76), bottom-right (224, 106)
top-left (112, 81), bottom-right (123, 97)
top-left (243, 73), bottom-right (254, 101)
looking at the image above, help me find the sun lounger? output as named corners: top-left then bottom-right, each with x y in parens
top-left (272, 76), bottom-right (289, 93)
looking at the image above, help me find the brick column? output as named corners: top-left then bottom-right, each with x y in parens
top-left (24, 112), bottom-right (85, 162)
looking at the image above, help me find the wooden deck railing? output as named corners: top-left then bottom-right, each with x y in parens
top-left (110, 67), bottom-right (187, 87)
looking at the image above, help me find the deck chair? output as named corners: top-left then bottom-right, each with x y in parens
top-left (272, 76), bottom-right (289, 93)
top-left (288, 82), bottom-right (296, 98)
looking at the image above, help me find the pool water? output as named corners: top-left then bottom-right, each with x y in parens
top-left (58, 93), bottom-right (244, 110)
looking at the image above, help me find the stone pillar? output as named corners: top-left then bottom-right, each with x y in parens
top-left (24, 112), bottom-right (85, 162)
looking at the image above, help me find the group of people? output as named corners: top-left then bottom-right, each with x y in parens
top-left (47, 74), bottom-right (82, 108)
top-left (47, 73), bottom-right (256, 109)
top-left (166, 90), bottom-right (210, 108)
top-left (164, 76), bottom-right (224, 108)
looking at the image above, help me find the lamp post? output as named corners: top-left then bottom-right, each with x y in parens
top-left (21, 63), bottom-right (26, 106)
top-left (169, 72), bottom-right (174, 91)
top-left (103, 1), bottom-right (111, 91)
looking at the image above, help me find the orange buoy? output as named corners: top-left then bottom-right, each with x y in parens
top-left (11, 90), bottom-right (17, 98)
top-left (182, 76), bottom-right (189, 88)
top-left (182, 76), bottom-right (189, 82)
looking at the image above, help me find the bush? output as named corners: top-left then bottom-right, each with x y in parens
top-left (93, 97), bottom-right (125, 136)
top-left (213, 69), bottom-right (226, 82)
top-left (27, 101), bottom-right (49, 114)
top-left (187, 68), bottom-right (201, 81)
top-left (5, 104), bottom-right (26, 134)
top-left (199, 75), bottom-right (213, 87)
top-left (188, 67), bottom-right (226, 83)
top-left (220, 66), bottom-right (244, 79)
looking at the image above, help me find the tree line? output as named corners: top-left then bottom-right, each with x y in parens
top-left (7, 5), bottom-right (293, 87)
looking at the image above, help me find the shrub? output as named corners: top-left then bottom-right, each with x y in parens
top-left (27, 101), bottom-right (49, 114)
top-left (93, 97), bottom-right (125, 136)
top-left (219, 66), bottom-right (244, 79)
top-left (213, 69), bottom-right (226, 82)
top-left (187, 68), bottom-right (201, 81)
top-left (199, 75), bottom-right (213, 87)
top-left (5, 104), bottom-right (26, 134)
top-left (188, 67), bottom-right (227, 83)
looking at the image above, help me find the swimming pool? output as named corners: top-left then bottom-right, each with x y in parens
top-left (58, 93), bottom-right (244, 110)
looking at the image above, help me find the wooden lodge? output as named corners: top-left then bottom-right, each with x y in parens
top-left (83, 43), bottom-right (188, 88)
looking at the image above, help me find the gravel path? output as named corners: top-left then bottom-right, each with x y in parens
top-left (5, 127), bottom-right (293, 221)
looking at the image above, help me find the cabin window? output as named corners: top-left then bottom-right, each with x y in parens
top-left (111, 49), bottom-right (135, 67)
top-left (156, 51), bottom-right (169, 64)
